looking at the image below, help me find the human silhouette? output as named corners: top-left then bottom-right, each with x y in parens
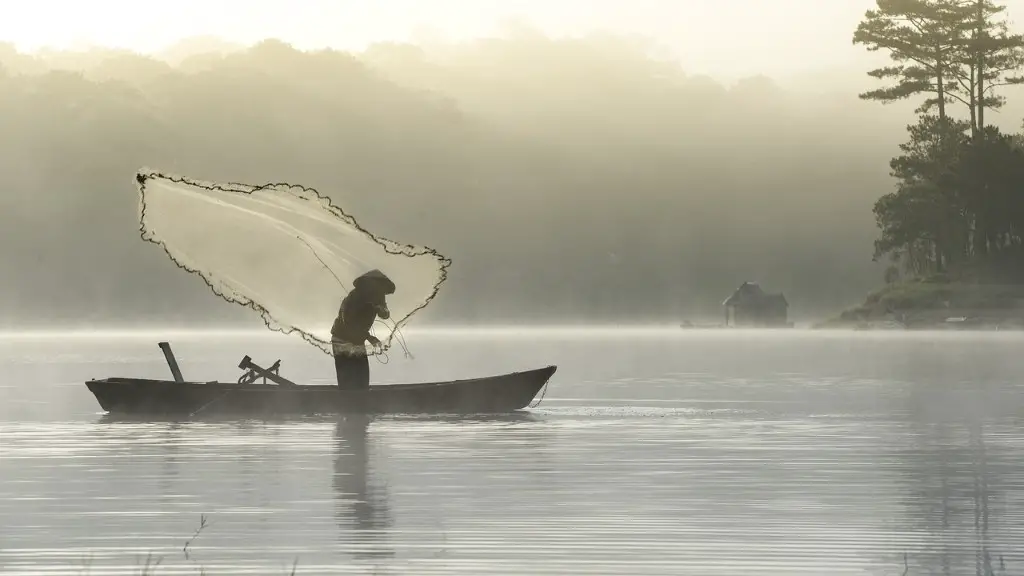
top-left (330, 269), bottom-right (395, 390)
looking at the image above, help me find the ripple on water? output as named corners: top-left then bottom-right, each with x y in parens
top-left (4, 333), bottom-right (1024, 575)
top-left (2, 411), bottom-right (1023, 575)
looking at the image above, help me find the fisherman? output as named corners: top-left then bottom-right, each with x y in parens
top-left (330, 269), bottom-right (395, 390)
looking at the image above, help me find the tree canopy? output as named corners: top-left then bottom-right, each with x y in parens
top-left (855, 0), bottom-right (1024, 281)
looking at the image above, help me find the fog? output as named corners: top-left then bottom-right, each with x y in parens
top-left (1, 22), bottom-right (1023, 327)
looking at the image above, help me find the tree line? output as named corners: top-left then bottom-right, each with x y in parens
top-left (854, 0), bottom-right (1024, 281)
top-left (1, 29), bottom-right (1022, 327)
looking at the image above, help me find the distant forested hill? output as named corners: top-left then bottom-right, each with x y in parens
top-left (1, 33), bottom-right (1018, 327)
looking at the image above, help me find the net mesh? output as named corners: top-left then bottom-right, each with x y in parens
top-left (136, 167), bottom-right (451, 356)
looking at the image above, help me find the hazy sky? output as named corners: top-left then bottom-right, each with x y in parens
top-left (5, 0), bottom-right (1024, 80)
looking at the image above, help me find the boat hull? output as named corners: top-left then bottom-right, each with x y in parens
top-left (85, 365), bottom-right (556, 417)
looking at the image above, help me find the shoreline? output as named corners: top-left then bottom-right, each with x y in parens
top-left (810, 278), bottom-right (1024, 331)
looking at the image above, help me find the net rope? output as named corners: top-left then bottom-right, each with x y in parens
top-left (136, 167), bottom-right (451, 357)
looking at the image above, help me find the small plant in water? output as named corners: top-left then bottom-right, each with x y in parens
top-left (182, 513), bottom-right (209, 561)
top-left (135, 552), bottom-right (163, 575)
top-left (79, 514), bottom-right (300, 575)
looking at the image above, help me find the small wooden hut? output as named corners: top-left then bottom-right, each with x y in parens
top-left (722, 282), bottom-right (789, 327)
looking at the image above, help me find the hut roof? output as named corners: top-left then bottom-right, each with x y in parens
top-left (723, 281), bottom-right (787, 308)
top-left (722, 281), bottom-right (764, 306)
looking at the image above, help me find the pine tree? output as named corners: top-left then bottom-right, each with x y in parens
top-left (854, 0), bottom-right (1024, 133)
top-left (854, 0), bottom-right (968, 121)
top-left (952, 0), bottom-right (1024, 133)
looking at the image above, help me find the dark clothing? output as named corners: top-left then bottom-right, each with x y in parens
top-left (334, 349), bottom-right (370, 390)
top-left (331, 289), bottom-right (385, 345)
top-left (331, 292), bottom-right (375, 390)
top-left (330, 270), bottom-right (394, 390)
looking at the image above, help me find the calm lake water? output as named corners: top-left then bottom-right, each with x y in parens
top-left (2, 328), bottom-right (1024, 575)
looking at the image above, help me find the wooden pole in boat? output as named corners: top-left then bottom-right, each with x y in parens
top-left (158, 341), bottom-right (185, 383)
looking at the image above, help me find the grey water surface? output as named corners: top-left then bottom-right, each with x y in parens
top-left (1, 328), bottom-right (1023, 575)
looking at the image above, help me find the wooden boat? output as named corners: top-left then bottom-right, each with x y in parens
top-left (88, 170), bottom-right (560, 417)
top-left (86, 342), bottom-right (556, 417)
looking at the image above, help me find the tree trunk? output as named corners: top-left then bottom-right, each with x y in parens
top-left (937, 56), bottom-right (947, 122)
top-left (968, 63), bottom-right (978, 137)
top-left (977, 0), bottom-right (986, 131)
top-left (976, 211), bottom-right (989, 257)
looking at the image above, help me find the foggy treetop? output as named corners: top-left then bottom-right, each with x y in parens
top-left (1, 27), bottom-right (1022, 327)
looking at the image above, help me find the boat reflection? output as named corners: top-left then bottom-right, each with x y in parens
top-left (329, 410), bottom-right (541, 562)
top-left (333, 414), bottom-right (393, 561)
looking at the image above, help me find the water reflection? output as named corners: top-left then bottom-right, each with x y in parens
top-left (157, 422), bottom-right (182, 509)
top-left (333, 415), bottom-right (393, 561)
top-left (897, 419), bottom-right (1018, 576)
top-left (11, 332), bottom-right (1024, 574)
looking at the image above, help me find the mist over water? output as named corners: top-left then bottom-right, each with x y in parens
top-left (5, 1), bottom-right (1024, 573)
top-left (4, 30), bottom-right (1023, 327)
top-left (2, 329), bottom-right (1023, 574)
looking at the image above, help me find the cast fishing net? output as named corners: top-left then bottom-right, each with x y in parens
top-left (136, 168), bottom-right (450, 356)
